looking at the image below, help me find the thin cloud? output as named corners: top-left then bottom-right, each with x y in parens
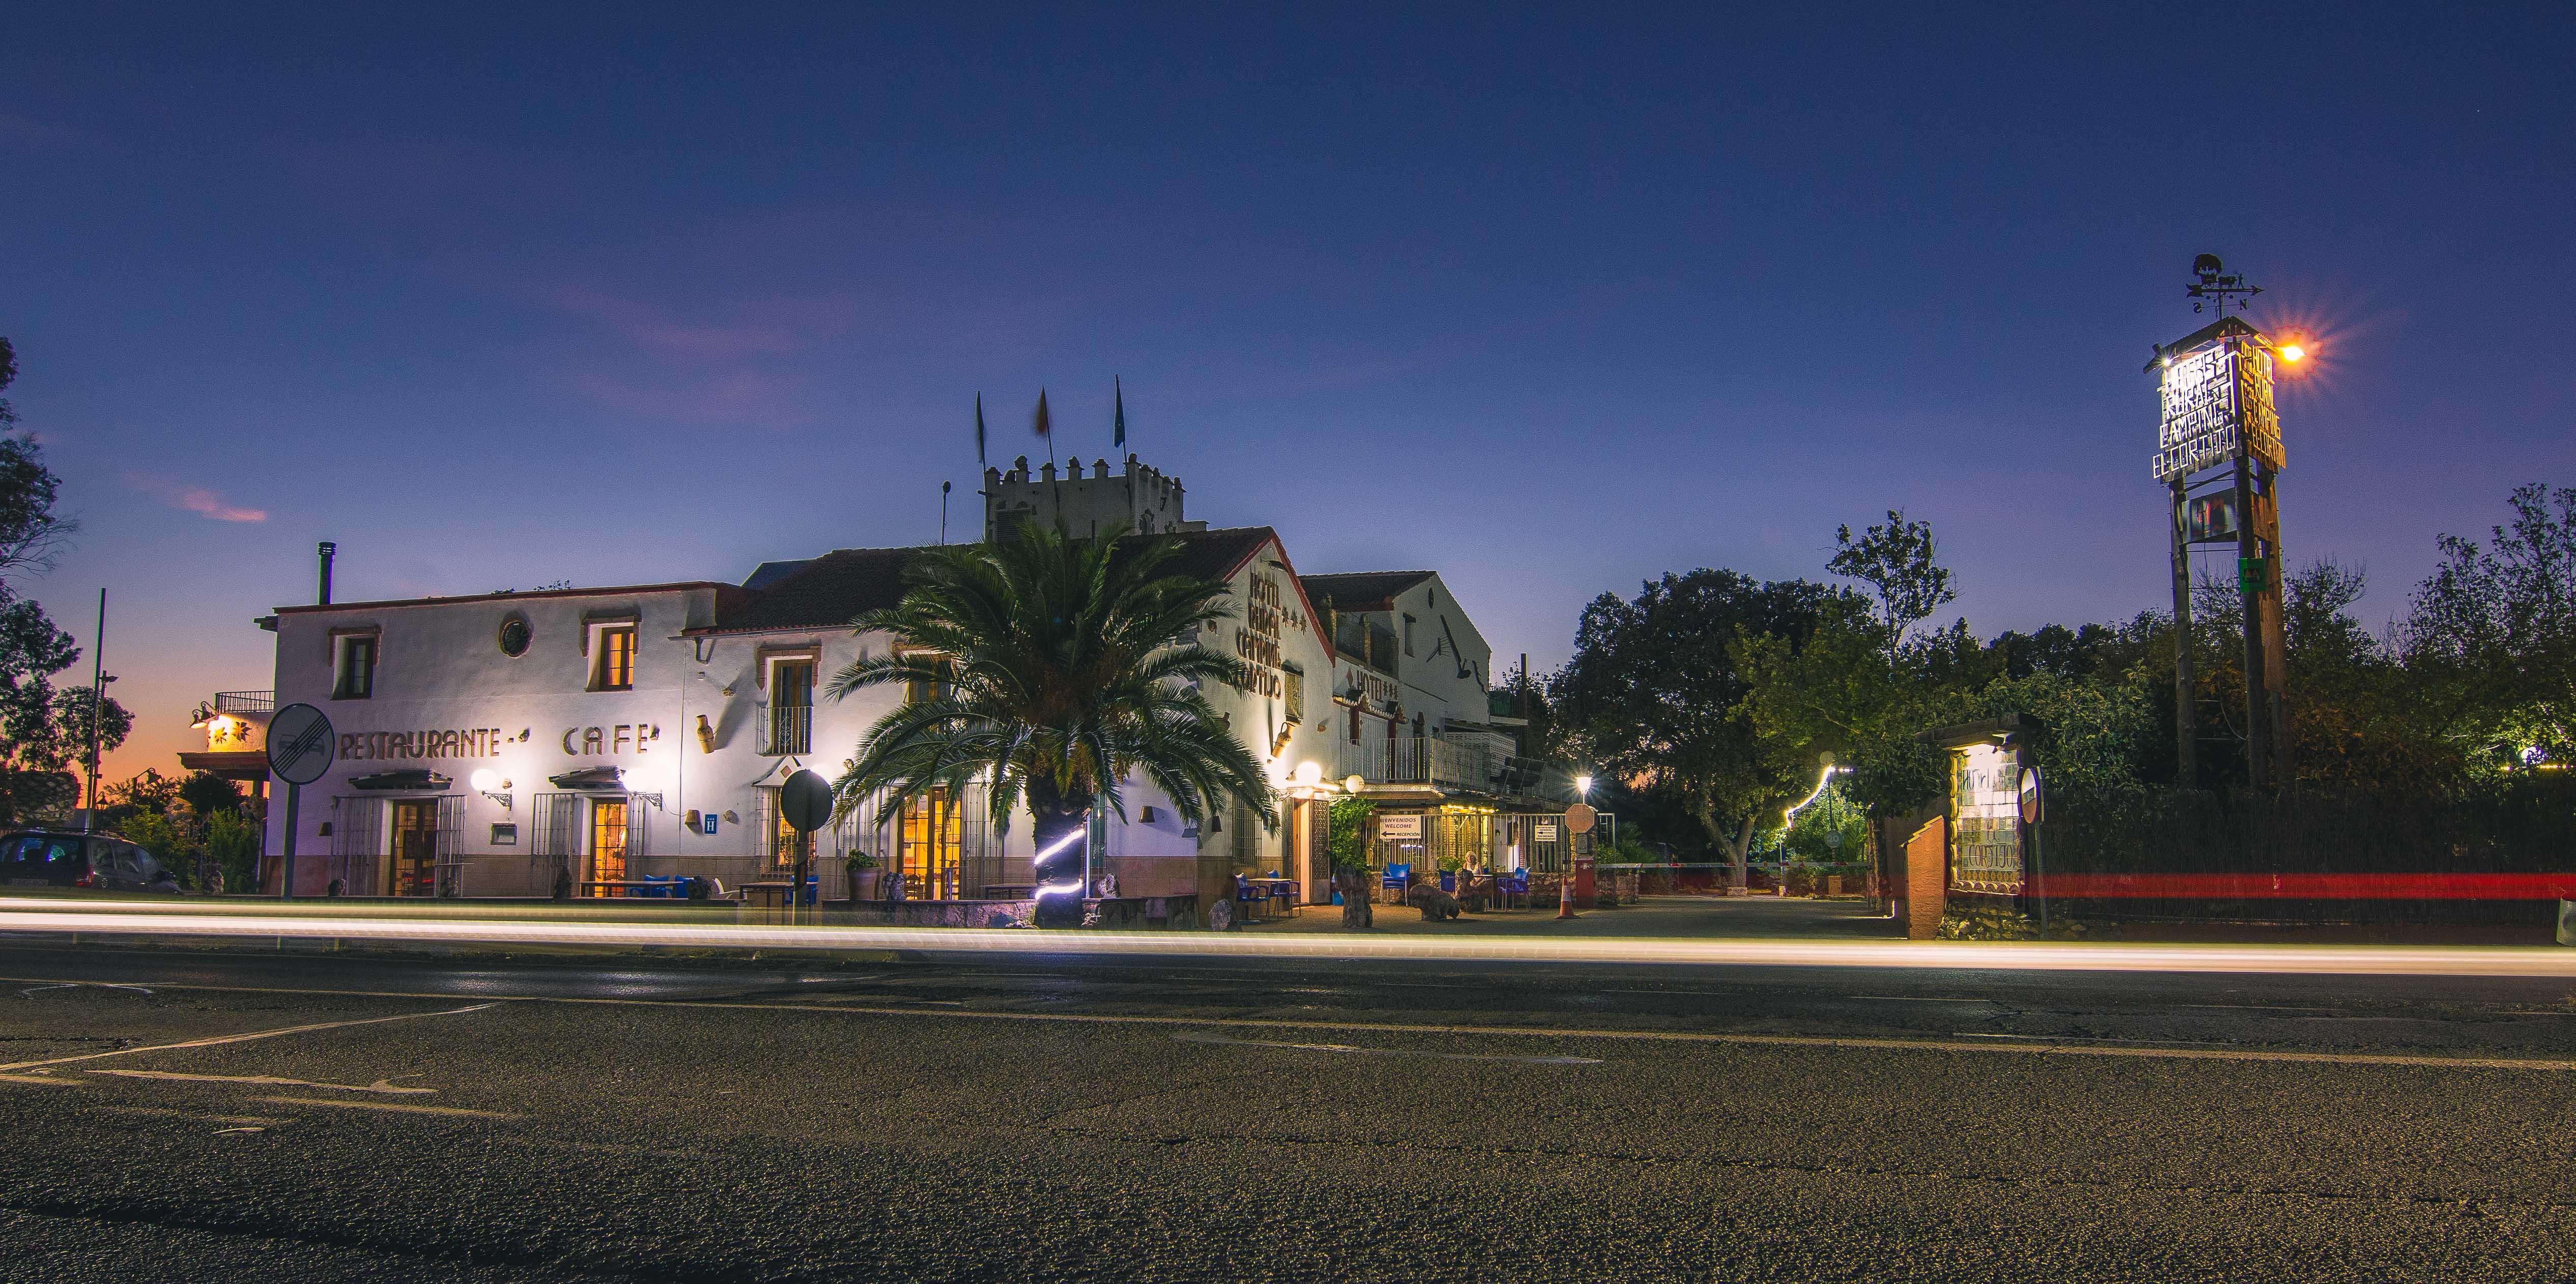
top-left (126, 474), bottom-right (268, 524)
top-left (0, 113), bottom-right (84, 149)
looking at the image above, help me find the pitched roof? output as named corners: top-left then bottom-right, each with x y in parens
top-left (1298, 570), bottom-right (1434, 612)
top-left (701, 526), bottom-right (1292, 636)
top-left (707, 545), bottom-right (929, 635)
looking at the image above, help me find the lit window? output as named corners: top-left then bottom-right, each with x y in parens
top-left (592, 626), bottom-right (636, 691)
top-left (901, 651), bottom-right (952, 705)
top-left (333, 636), bottom-right (377, 700)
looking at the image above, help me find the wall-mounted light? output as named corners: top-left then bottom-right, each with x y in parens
top-left (469, 768), bottom-right (513, 811)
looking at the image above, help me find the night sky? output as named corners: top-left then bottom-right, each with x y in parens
top-left (4, 6), bottom-right (2569, 781)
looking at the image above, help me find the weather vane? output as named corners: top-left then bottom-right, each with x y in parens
top-left (2186, 253), bottom-right (2260, 316)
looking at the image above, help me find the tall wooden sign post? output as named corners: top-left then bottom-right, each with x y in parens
top-left (2151, 255), bottom-right (2293, 789)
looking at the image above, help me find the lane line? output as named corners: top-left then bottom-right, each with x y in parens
top-left (0, 1003), bottom-right (500, 1073)
top-left (0, 1072), bottom-right (81, 1086)
top-left (254, 1096), bottom-right (517, 1119)
top-left (1174, 1031), bottom-right (1601, 1065)
top-left (2, 973), bottom-right (2570, 1074)
top-left (88, 1069), bottom-right (436, 1095)
top-left (102, 1107), bottom-right (289, 1125)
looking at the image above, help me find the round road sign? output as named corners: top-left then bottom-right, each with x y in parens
top-left (267, 703), bottom-right (336, 786)
top-left (2018, 766), bottom-right (2044, 826)
top-left (1563, 803), bottom-right (1597, 835)
top-left (780, 769), bottom-right (835, 834)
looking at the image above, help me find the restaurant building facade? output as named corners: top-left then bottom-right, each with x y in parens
top-left (256, 453), bottom-right (1560, 915)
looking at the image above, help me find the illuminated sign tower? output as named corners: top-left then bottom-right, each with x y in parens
top-left (2150, 254), bottom-right (2291, 789)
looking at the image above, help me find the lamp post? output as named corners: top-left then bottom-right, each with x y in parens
top-left (1560, 773), bottom-right (1592, 920)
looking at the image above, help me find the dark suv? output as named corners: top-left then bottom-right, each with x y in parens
top-left (0, 830), bottom-right (182, 892)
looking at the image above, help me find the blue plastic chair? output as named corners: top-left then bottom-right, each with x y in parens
top-left (1438, 871), bottom-right (1457, 893)
top-left (1233, 874), bottom-right (1267, 922)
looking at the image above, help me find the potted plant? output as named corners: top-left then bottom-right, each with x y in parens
top-left (845, 851), bottom-right (882, 902)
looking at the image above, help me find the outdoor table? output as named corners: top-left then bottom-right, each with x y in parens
top-left (740, 879), bottom-right (819, 909)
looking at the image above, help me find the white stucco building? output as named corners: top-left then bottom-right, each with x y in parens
top-left (254, 453), bottom-right (1554, 914)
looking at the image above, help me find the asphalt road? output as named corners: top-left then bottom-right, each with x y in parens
top-left (3, 944), bottom-right (2573, 1282)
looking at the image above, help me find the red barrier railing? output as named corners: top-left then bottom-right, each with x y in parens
top-left (2029, 873), bottom-right (2576, 900)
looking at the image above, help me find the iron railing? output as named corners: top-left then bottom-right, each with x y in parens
top-left (760, 705), bottom-right (813, 756)
top-left (1338, 737), bottom-right (1503, 792)
top-left (214, 689), bottom-right (274, 714)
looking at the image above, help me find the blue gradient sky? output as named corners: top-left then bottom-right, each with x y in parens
top-left (4, 5), bottom-right (2570, 781)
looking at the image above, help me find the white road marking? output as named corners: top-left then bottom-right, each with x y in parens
top-left (212, 1126), bottom-right (265, 1135)
top-left (1175, 1031), bottom-right (1600, 1065)
top-left (88, 1069), bottom-right (437, 1095)
top-left (5, 975), bottom-right (2573, 1075)
top-left (102, 1106), bottom-right (288, 1125)
top-left (0, 1002), bottom-right (499, 1073)
top-left (0, 1072), bottom-right (81, 1086)
top-left (18, 982), bottom-right (151, 997)
top-left (256, 1095), bottom-right (517, 1119)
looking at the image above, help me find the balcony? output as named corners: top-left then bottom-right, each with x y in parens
top-left (759, 705), bottom-right (813, 756)
top-left (1338, 737), bottom-right (1502, 793)
top-left (214, 689), bottom-right (274, 714)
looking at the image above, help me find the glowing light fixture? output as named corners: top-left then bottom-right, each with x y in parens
top-left (470, 769), bottom-right (513, 811)
top-left (2279, 343), bottom-right (2306, 363)
top-left (1574, 773), bottom-right (1593, 800)
top-left (1294, 760), bottom-right (1323, 787)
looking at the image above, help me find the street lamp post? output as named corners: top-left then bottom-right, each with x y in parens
top-left (1560, 774), bottom-right (1592, 920)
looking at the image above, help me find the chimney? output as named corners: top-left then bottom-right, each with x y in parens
top-left (317, 541), bottom-right (337, 605)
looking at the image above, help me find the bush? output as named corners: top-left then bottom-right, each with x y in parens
top-left (121, 810), bottom-right (190, 889)
top-left (1936, 903), bottom-right (2114, 940)
top-left (207, 810), bottom-right (259, 893)
top-left (1326, 795), bottom-right (1375, 871)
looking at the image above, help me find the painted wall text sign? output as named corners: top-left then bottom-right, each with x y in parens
top-left (562, 724), bottom-right (663, 755)
top-left (340, 728), bottom-right (512, 761)
top-left (1233, 572), bottom-right (1287, 697)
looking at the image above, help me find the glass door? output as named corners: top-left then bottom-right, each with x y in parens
top-left (591, 799), bottom-right (629, 894)
top-left (899, 788), bottom-right (961, 899)
top-left (389, 800), bottom-right (440, 897)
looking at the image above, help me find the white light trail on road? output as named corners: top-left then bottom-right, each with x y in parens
top-left (6, 900), bottom-right (2576, 978)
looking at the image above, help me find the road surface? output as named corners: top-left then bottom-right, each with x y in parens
top-left (2, 944), bottom-right (2572, 1281)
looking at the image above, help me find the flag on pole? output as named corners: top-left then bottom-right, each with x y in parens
top-left (975, 392), bottom-right (987, 468)
top-left (1113, 377), bottom-right (1126, 450)
top-left (1032, 389), bottom-right (1051, 438)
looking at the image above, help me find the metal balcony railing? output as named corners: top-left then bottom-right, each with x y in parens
top-left (761, 705), bottom-right (813, 756)
top-left (214, 690), bottom-right (275, 714)
top-left (1338, 737), bottom-right (1501, 792)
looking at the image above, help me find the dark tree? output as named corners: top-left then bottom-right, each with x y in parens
top-left (1828, 509), bottom-right (1955, 657)
top-left (1551, 569), bottom-right (1840, 875)
top-left (0, 338), bottom-right (129, 821)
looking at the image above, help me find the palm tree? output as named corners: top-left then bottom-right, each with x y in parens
top-left (825, 519), bottom-right (1276, 924)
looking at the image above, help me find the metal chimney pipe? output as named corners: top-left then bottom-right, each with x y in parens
top-left (318, 541), bottom-right (336, 605)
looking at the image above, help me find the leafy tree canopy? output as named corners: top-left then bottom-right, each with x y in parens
top-left (1550, 568), bottom-right (1847, 863)
top-left (1828, 508), bottom-right (1955, 655)
top-left (0, 338), bottom-right (124, 822)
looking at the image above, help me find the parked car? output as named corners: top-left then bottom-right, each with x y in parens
top-left (0, 829), bottom-right (183, 893)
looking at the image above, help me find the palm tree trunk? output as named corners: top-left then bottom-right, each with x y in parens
top-left (1026, 775), bottom-right (1089, 928)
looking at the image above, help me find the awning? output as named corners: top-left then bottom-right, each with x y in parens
top-left (350, 770), bottom-right (451, 791)
top-left (548, 766), bottom-right (626, 790)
